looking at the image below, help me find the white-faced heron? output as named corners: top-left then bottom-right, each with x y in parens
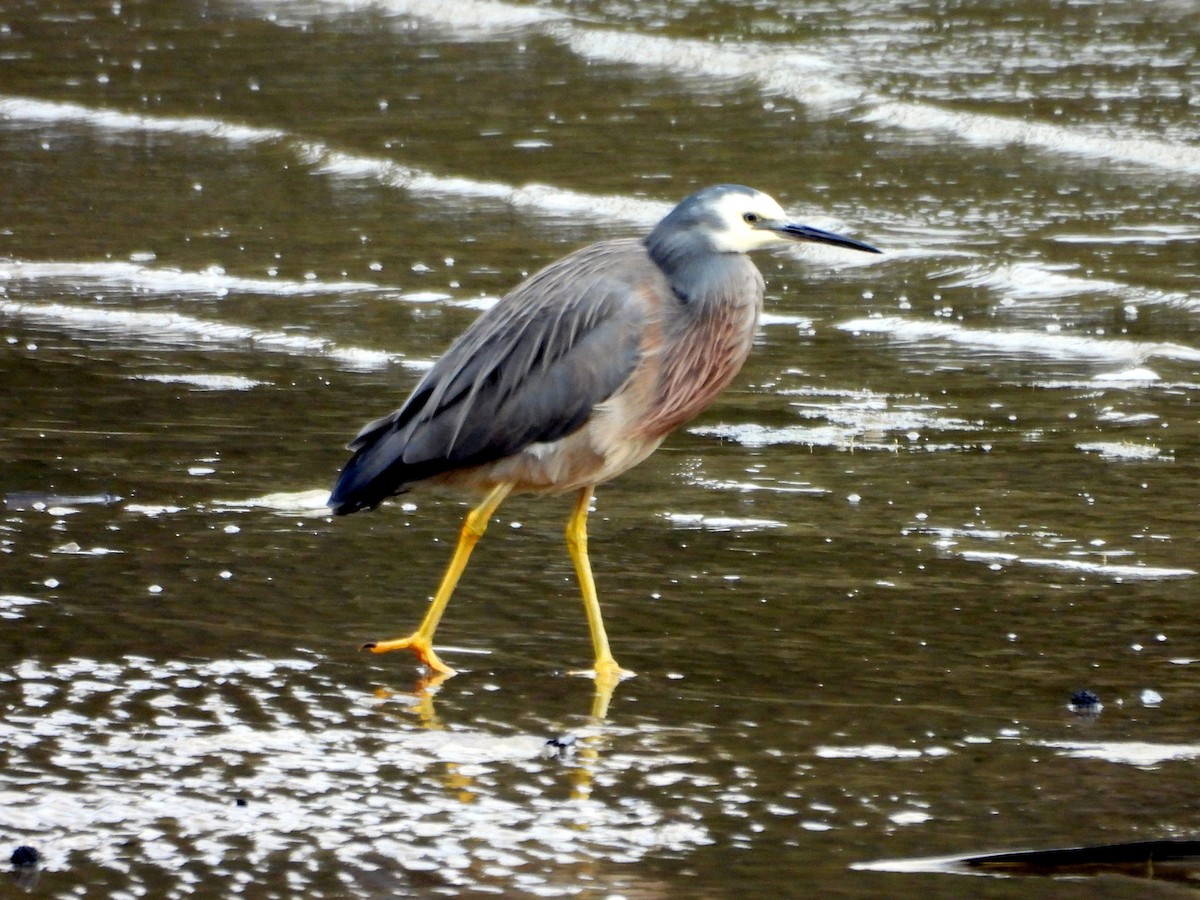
top-left (329, 184), bottom-right (880, 684)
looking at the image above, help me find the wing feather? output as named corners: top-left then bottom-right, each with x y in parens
top-left (329, 239), bottom-right (655, 513)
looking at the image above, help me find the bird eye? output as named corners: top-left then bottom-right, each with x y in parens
top-left (743, 212), bottom-right (760, 224)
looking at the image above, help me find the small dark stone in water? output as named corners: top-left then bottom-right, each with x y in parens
top-left (235, 798), bottom-right (248, 807)
top-left (1069, 689), bottom-right (1102, 713)
top-left (544, 734), bottom-right (577, 757)
top-left (10, 846), bottom-right (38, 867)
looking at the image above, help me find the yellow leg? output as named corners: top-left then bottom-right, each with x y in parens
top-left (566, 486), bottom-right (634, 687)
top-left (364, 482), bottom-right (514, 675)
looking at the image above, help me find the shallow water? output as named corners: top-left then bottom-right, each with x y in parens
top-left (2, 0), bottom-right (1200, 896)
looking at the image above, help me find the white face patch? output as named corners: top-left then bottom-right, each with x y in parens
top-left (706, 189), bottom-right (791, 253)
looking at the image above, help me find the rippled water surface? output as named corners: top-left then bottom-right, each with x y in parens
top-left (3, 0), bottom-right (1200, 896)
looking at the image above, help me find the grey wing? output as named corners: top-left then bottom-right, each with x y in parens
top-left (329, 240), bottom-right (653, 512)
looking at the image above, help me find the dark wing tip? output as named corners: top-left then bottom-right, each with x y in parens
top-left (327, 496), bottom-right (369, 516)
top-left (328, 441), bottom-right (420, 515)
top-left (327, 458), bottom-right (384, 516)
top-left (328, 490), bottom-right (387, 516)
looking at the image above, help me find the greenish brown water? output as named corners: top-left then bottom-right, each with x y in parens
top-left (3, 0), bottom-right (1200, 896)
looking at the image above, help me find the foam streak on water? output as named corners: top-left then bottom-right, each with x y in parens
top-left (0, 299), bottom-right (403, 370)
top-left (268, 0), bottom-right (564, 32)
top-left (1039, 741), bottom-right (1200, 767)
top-left (295, 144), bottom-right (672, 228)
top-left (917, 522), bottom-right (1194, 582)
top-left (132, 374), bottom-right (269, 391)
top-left (559, 28), bottom-right (863, 111)
top-left (211, 489), bottom-right (334, 514)
top-left (938, 261), bottom-right (1200, 310)
top-left (690, 385), bottom-right (980, 453)
top-left (838, 316), bottom-right (1200, 365)
top-left (664, 512), bottom-right (787, 532)
top-left (859, 100), bottom-right (1200, 176)
top-left (0, 260), bottom-right (380, 296)
top-left (0, 96), bottom-right (284, 145)
top-left (957, 550), bottom-right (1194, 581)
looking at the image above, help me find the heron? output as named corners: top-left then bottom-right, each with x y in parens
top-left (329, 184), bottom-right (880, 683)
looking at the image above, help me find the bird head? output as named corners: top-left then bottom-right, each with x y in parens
top-left (649, 184), bottom-right (881, 258)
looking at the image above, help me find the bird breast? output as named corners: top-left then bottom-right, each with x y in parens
top-left (567, 259), bottom-right (762, 489)
top-left (625, 259), bottom-right (764, 441)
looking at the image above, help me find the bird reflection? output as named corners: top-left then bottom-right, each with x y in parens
top-left (372, 670), bottom-right (617, 806)
top-left (373, 674), bottom-right (451, 729)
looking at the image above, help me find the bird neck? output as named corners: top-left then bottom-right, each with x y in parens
top-left (643, 231), bottom-right (741, 307)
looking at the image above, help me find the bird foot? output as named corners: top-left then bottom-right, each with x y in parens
top-left (569, 659), bottom-right (635, 685)
top-left (361, 633), bottom-right (456, 676)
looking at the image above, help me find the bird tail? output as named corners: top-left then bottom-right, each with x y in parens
top-left (327, 437), bottom-right (402, 515)
top-left (326, 462), bottom-right (375, 515)
top-left (327, 423), bottom-right (431, 515)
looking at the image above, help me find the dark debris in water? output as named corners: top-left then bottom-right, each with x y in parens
top-left (9, 846), bottom-right (38, 867)
top-left (1068, 689), bottom-right (1103, 715)
top-left (1070, 696), bottom-right (1104, 715)
top-left (543, 734), bottom-right (577, 758)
